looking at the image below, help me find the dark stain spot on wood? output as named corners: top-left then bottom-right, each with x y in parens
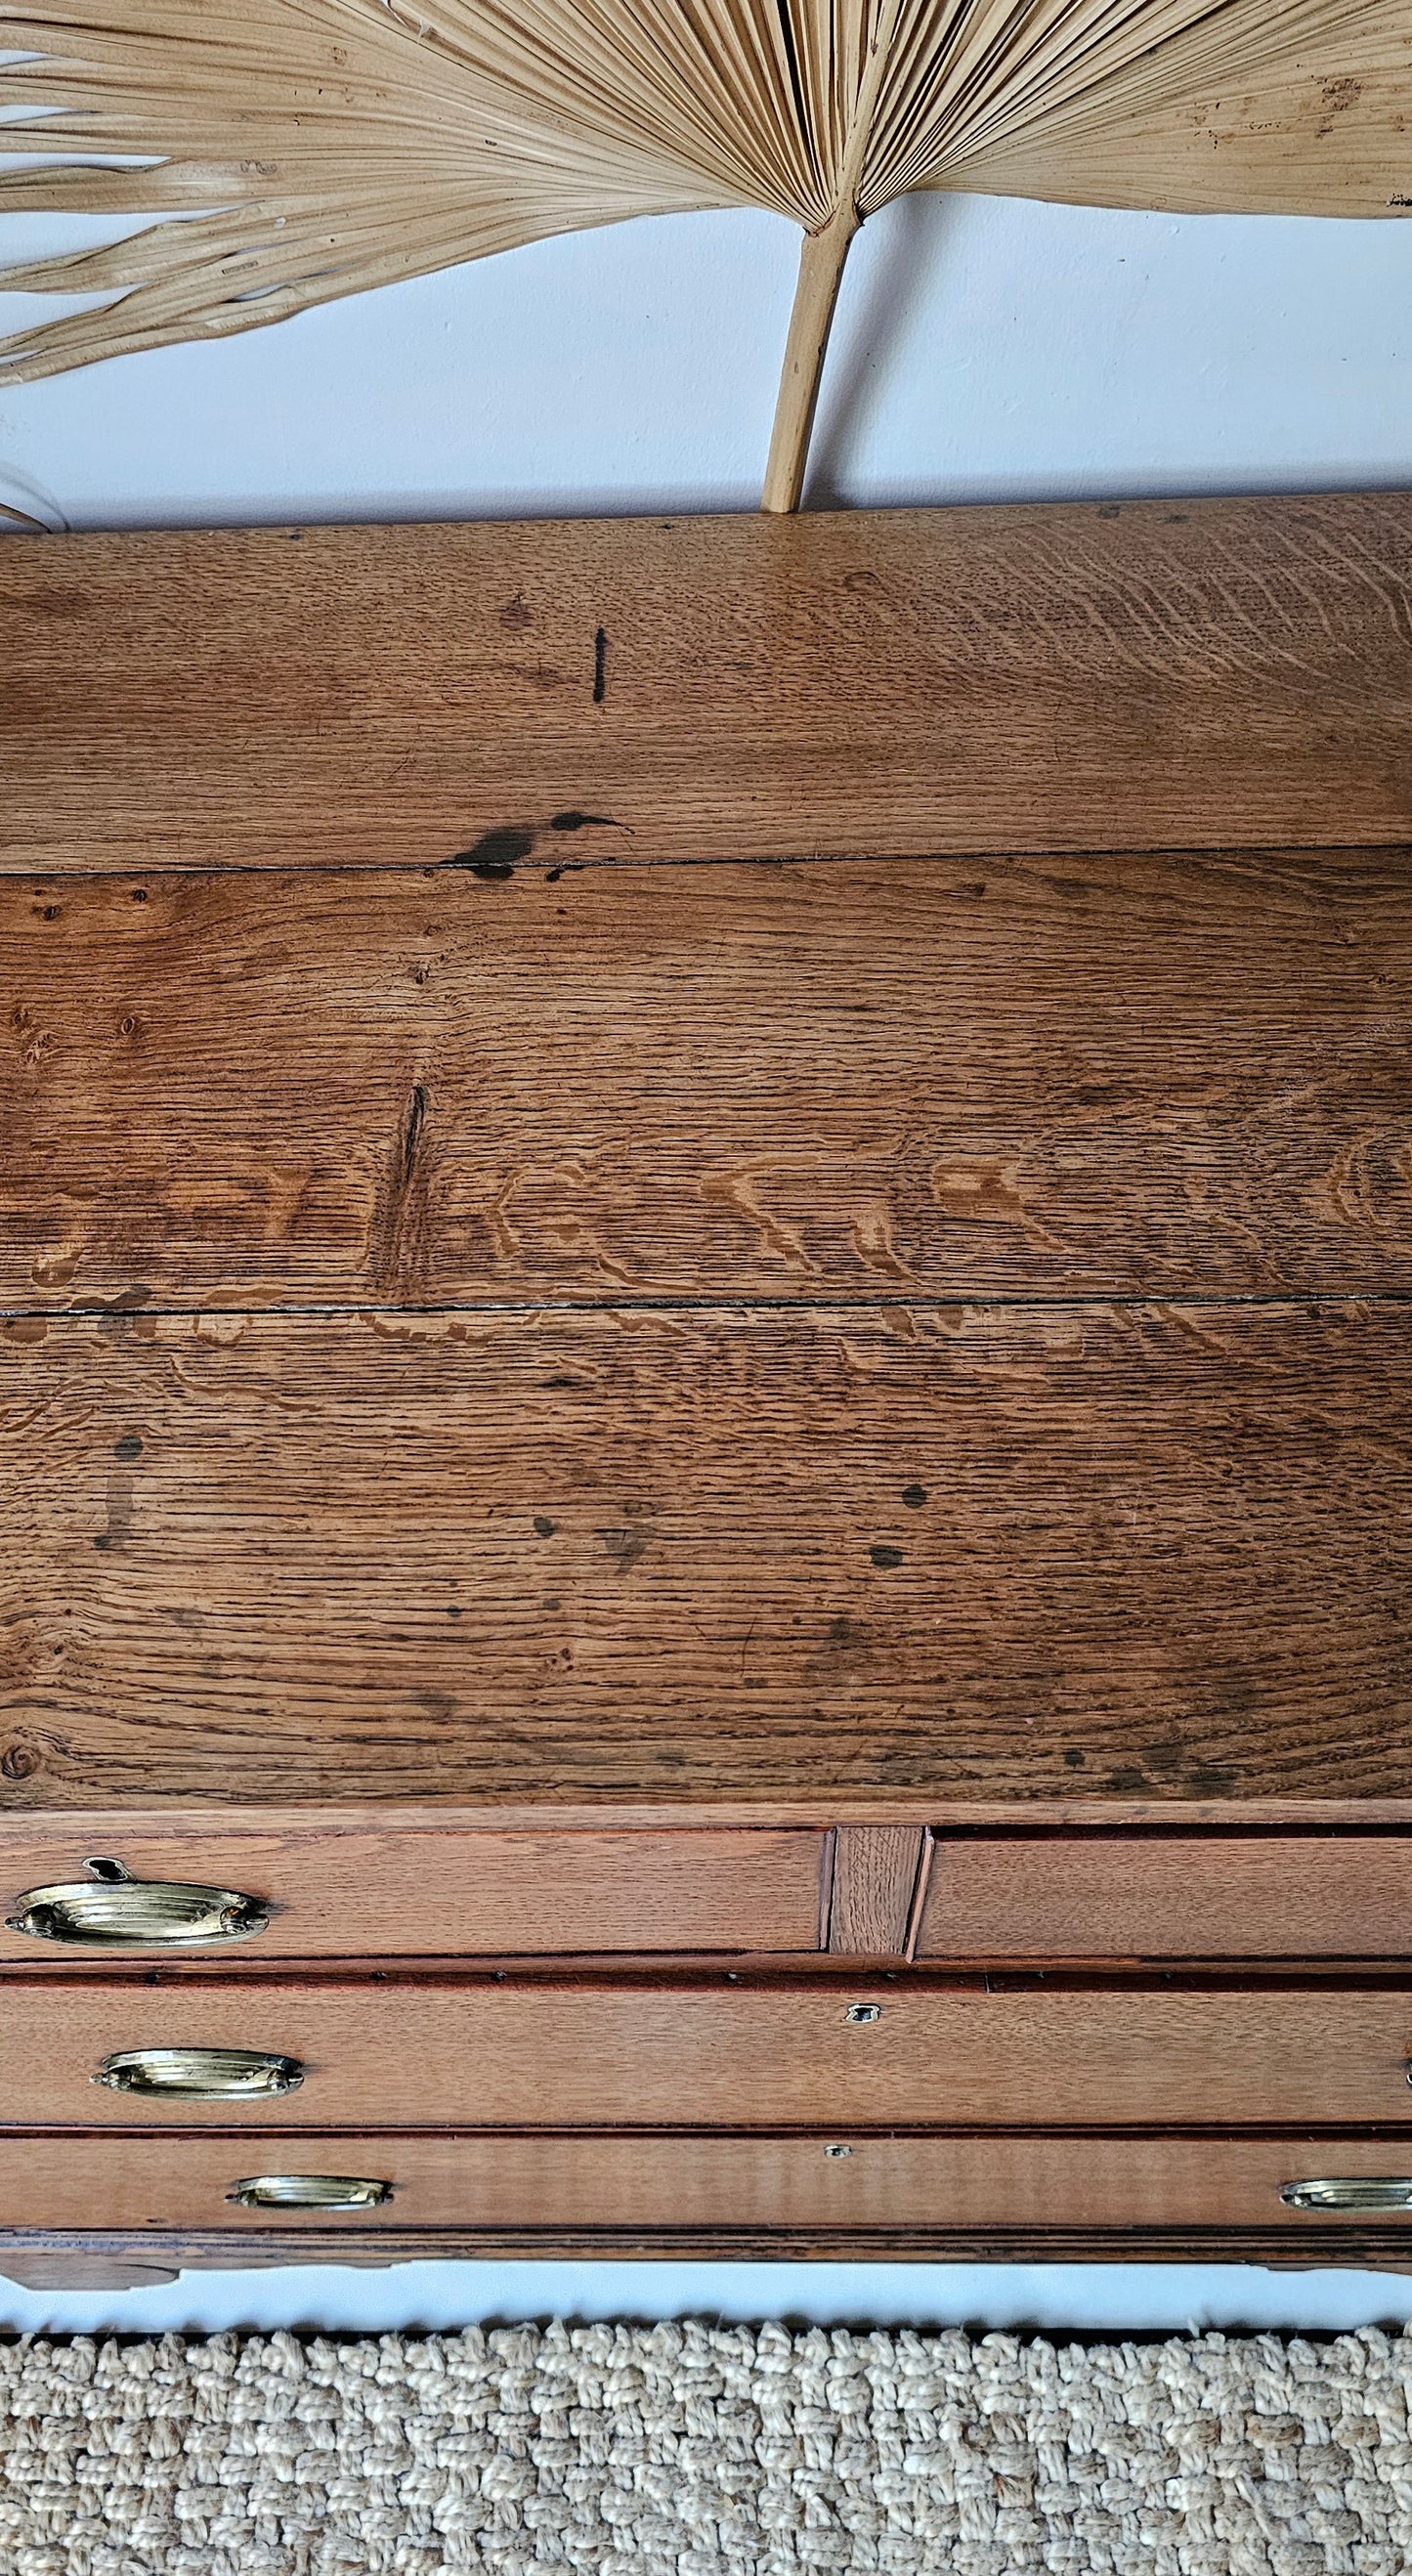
top-left (1105, 1765), bottom-right (1148, 1791)
top-left (93, 1472), bottom-right (134, 1553)
top-left (130, 887), bottom-right (148, 903)
top-left (549, 810), bottom-right (617, 833)
top-left (113, 1436), bottom-right (143, 1462)
top-left (500, 593), bottom-right (532, 627)
top-left (449, 827), bottom-right (535, 877)
top-left (870, 1544), bottom-right (904, 1569)
top-left (901, 1483), bottom-right (927, 1509)
top-left (96, 1285), bottom-right (151, 1314)
top-left (1096, 504), bottom-right (1121, 520)
top-left (542, 1596), bottom-right (561, 1610)
top-left (446, 1605), bottom-right (463, 1617)
top-left (1143, 1738), bottom-right (1183, 1776)
top-left (1191, 1765), bottom-right (1237, 1796)
top-left (416, 1692), bottom-right (455, 1724)
top-left (592, 627), bottom-right (608, 704)
top-left (808, 1615), bottom-right (875, 1677)
top-left (534, 1516), bottom-right (557, 1538)
top-left (1063, 1748), bottom-right (1087, 1768)
top-left (543, 1375), bottom-right (582, 1391)
top-left (18, 588), bottom-right (87, 620)
top-left (544, 861), bottom-right (587, 883)
top-left (599, 1523), bottom-right (651, 1571)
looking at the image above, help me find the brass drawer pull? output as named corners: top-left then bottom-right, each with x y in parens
top-left (1282, 2177), bottom-right (1412, 2212)
top-left (6, 1859), bottom-right (269, 1949)
top-left (96, 2048), bottom-right (304, 2102)
top-left (228, 2173), bottom-right (391, 2211)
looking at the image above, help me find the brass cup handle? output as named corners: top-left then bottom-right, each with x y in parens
top-left (6, 1859), bottom-right (269, 1949)
top-left (228, 2174), bottom-right (392, 2211)
top-left (1282, 2177), bottom-right (1412, 2212)
top-left (96, 2048), bottom-right (305, 2102)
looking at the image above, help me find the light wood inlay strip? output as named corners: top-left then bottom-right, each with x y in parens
top-left (827, 1826), bottom-right (927, 1954)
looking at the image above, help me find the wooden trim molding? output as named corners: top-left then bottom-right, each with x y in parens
top-left (1, 2228), bottom-right (1409, 2282)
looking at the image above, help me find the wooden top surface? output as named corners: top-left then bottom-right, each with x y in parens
top-left (5, 492), bottom-right (1412, 875)
top-left (3, 1299), bottom-right (1407, 1811)
top-left (3, 845), bottom-right (1411, 1310)
top-left (2, 495), bottom-right (1409, 1817)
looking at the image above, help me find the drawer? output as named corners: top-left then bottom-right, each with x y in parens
top-left (0, 1824), bottom-right (825, 1960)
top-left (1, 2131), bottom-right (1410, 2234)
top-left (919, 1834), bottom-right (1412, 1959)
top-left (7, 1978), bottom-right (1412, 2128)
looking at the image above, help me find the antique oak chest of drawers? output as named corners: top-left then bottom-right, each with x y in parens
top-left (1, 493), bottom-right (1410, 2284)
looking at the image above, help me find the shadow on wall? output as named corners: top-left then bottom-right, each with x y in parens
top-left (0, 464), bottom-right (68, 532)
top-left (807, 194), bottom-right (954, 509)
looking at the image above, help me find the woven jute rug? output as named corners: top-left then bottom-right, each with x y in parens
top-left (3, 2319), bottom-right (1411, 2574)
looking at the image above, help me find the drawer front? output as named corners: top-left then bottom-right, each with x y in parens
top-left (0, 1826), bottom-right (825, 1960)
top-left (920, 1835), bottom-right (1412, 1959)
top-left (0, 2131), bottom-right (1409, 2233)
top-left (6, 1980), bottom-right (1412, 2128)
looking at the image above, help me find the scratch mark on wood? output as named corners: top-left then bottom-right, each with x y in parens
top-left (375, 1081), bottom-right (432, 1292)
top-left (399, 1084), bottom-right (428, 1191)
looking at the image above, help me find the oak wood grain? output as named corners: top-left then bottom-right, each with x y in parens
top-left (5, 847), bottom-right (1411, 1308)
top-left (7, 497), bottom-right (1412, 877)
top-left (920, 1833), bottom-right (1412, 1960)
top-left (0, 1825), bottom-right (825, 1961)
top-left (1, 1300), bottom-right (1406, 1810)
top-left (4, 1977), bottom-right (1411, 2129)
top-left (0, 2129), bottom-right (1405, 2233)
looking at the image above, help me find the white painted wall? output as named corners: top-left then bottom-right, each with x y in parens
top-left (4, 192), bottom-right (1412, 526)
top-left (5, 2259), bottom-right (1412, 2343)
top-left (3, 188), bottom-right (1411, 2335)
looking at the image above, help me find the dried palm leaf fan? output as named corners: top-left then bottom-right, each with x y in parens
top-left (1, 1), bottom-right (1409, 510)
